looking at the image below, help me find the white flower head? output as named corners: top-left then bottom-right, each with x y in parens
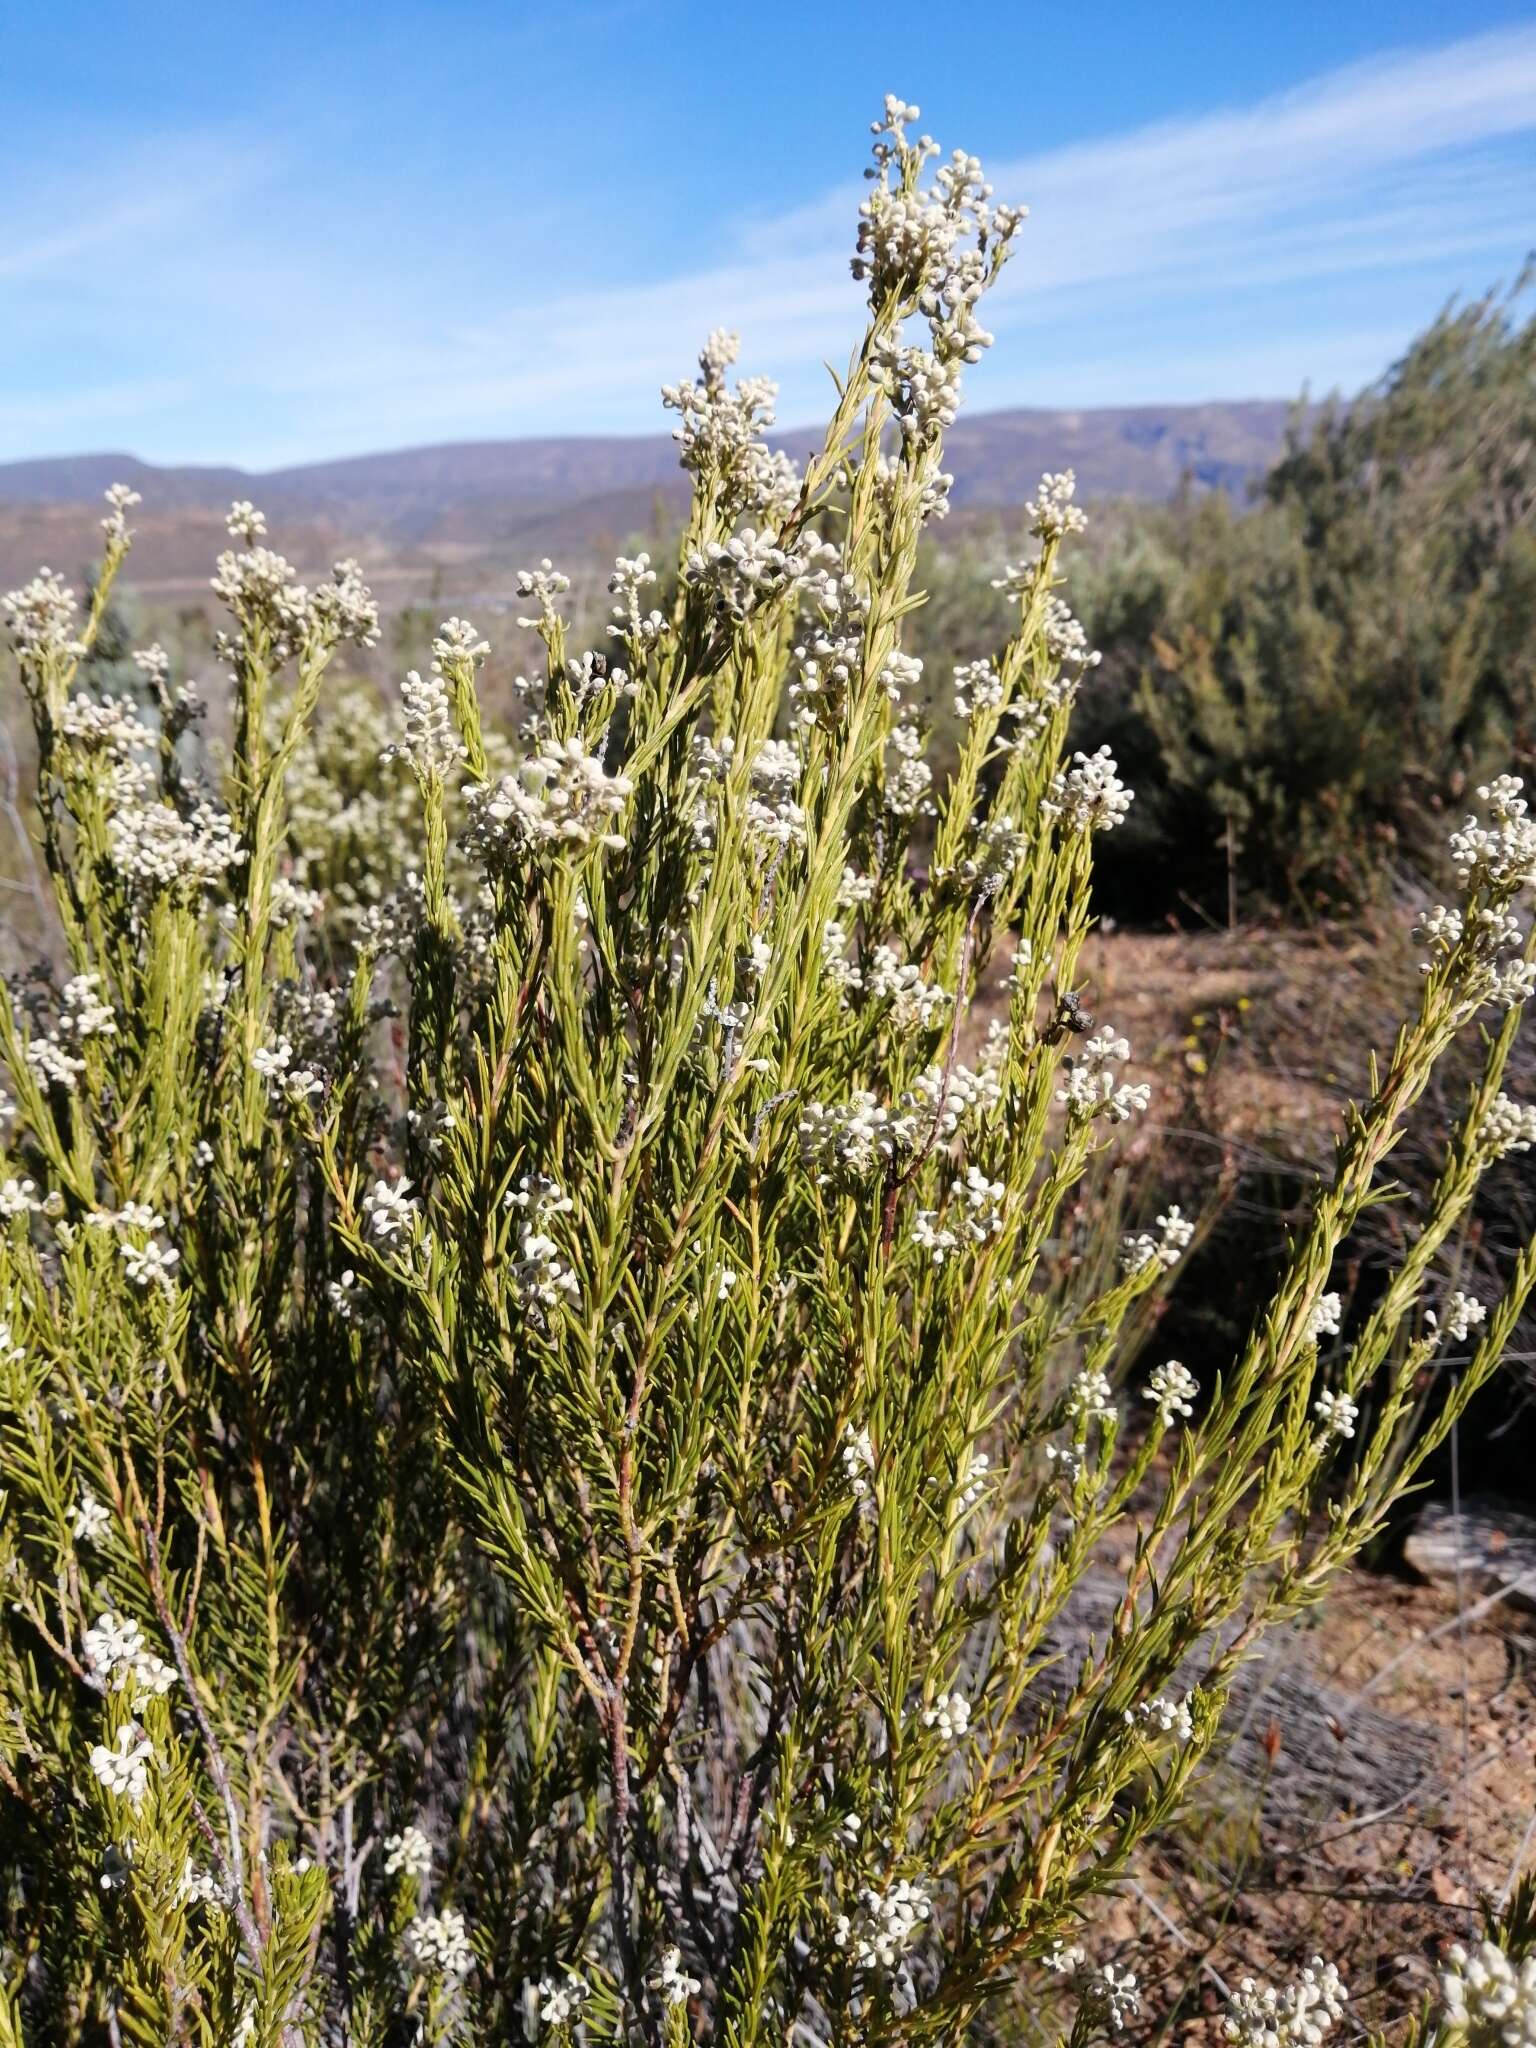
top-left (1312, 1388), bottom-right (1359, 1442)
top-left (72, 1492), bottom-right (111, 1544)
top-left (1440, 1938), bottom-right (1536, 2048)
top-left (1144, 1360), bottom-right (1198, 1428)
top-left (403, 1906), bottom-right (473, 1982)
top-left (1305, 1292), bottom-right (1342, 1345)
top-left (383, 1825), bottom-right (433, 1882)
top-left (90, 1725), bottom-right (155, 1809)
top-left (922, 1689), bottom-right (971, 1742)
top-left (1223, 1958), bottom-right (1347, 2048)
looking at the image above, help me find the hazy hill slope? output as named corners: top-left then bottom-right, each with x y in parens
top-left (0, 400), bottom-right (1297, 599)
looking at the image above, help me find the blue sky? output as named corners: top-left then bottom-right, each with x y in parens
top-left (2, 0), bottom-right (1534, 468)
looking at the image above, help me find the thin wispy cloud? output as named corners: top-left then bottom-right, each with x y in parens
top-left (2, 22), bottom-right (1532, 465)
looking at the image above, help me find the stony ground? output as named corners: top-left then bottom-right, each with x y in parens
top-left (1054, 923), bottom-right (1536, 2040)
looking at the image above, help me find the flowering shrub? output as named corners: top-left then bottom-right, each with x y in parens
top-left (1, 98), bottom-right (1534, 2047)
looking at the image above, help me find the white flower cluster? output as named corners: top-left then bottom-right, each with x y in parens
top-left (1479, 1092), bottom-right (1536, 1157)
top-left (383, 1825), bottom-right (433, 1881)
top-left (510, 1228), bottom-right (580, 1313)
top-left (101, 482), bottom-right (141, 545)
top-left (89, 1725), bottom-right (156, 1810)
top-left (83, 1612), bottom-right (178, 1708)
top-left (516, 559), bottom-right (570, 631)
top-left (1066, 1368), bottom-right (1115, 1424)
top-left (1144, 1359), bottom-right (1198, 1427)
top-left (820, 919), bottom-right (863, 1002)
top-left (467, 739), bottom-right (633, 860)
top-left (1043, 595), bottom-right (1101, 673)
top-left (1057, 1032), bottom-right (1150, 1124)
top-left (608, 551), bottom-right (664, 646)
top-left (269, 877), bottom-right (323, 929)
top-left (1125, 1692), bottom-right (1194, 1744)
top-left (790, 561), bottom-right (868, 730)
top-left (252, 1036), bottom-right (325, 1105)
top-left (212, 525), bottom-right (377, 658)
top-left (1305, 1292), bottom-right (1342, 1344)
top-left (226, 499), bottom-right (266, 543)
top-left (885, 718), bottom-right (935, 819)
top-left (4, 567), bottom-right (83, 662)
top-left (434, 614), bottom-right (491, 672)
top-left (524, 1971), bottom-right (589, 2032)
top-left (1436, 1290), bottom-right (1488, 1345)
top-left (1418, 903), bottom-right (1536, 1013)
top-left (119, 1234), bottom-right (181, 1294)
top-left (866, 946), bottom-right (951, 1032)
top-left (507, 1173), bottom-right (575, 1225)
top-left (879, 647), bottom-right (924, 707)
top-left (403, 1907), bottom-right (474, 1982)
top-left (1312, 1388), bottom-right (1359, 1442)
top-left (179, 1858), bottom-right (231, 1908)
top-left (922, 1689), bottom-right (971, 1741)
top-left (1044, 747), bottom-right (1134, 834)
top-left (952, 658), bottom-right (1003, 720)
top-left (0, 1176), bottom-right (40, 1218)
top-left (383, 668), bottom-right (465, 782)
top-left (684, 525), bottom-right (829, 624)
top-left (853, 99), bottom-right (1023, 448)
top-left (912, 1210), bottom-right (958, 1263)
top-left (60, 973), bottom-right (116, 1043)
top-left (745, 738), bottom-right (808, 849)
top-left (662, 330), bottom-right (798, 524)
top-left (833, 1874), bottom-right (932, 1972)
top-left (1222, 1959), bottom-right (1348, 2048)
top-left (72, 1491), bottom-right (111, 1543)
top-left (57, 692), bottom-right (155, 755)
top-left (992, 488), bottom-right (1098, 630)
top-left (956, 1450), bottom-right (990, 1512)
top-left (1120, 1205), bottom-right (1194, 1276)
top-left (1029, 470), bottom-right (1090, 545)
top-left (953, 1164), bottom-right (1005, 1244)
top-left (900, 1040), bottom-right (1005, 1145)
top-left (942, 812), bottom-right (1030, 897)
top-left (800, 1093), bottom-right (915, 1179)
top-left (363, 1177), bottom-right (418, 1244)
top-left (1440, 1937), bottom-right (1536, 2048)
top-left (1450, 776), bottom-right (1536, 897)
top-left (1086, 1963), bottom-right (1143, 2031)
top-left (842, 1425), bottom-right (875, 1500)
top-left (108, 798), bottom-right (243, 903)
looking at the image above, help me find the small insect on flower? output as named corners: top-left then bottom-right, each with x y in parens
top-left (656, 1944), bottom-right (701, 2007)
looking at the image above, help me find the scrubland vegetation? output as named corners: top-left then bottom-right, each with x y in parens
top-left (1, 99), bottom-right (1534, 2048)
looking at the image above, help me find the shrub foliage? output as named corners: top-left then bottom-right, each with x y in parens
top-left (2, 101), bottom-right (1535, 2048)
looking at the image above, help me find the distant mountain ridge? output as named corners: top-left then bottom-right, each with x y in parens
top-left (0, 401), bottom-right (1297, 533)
top-left (0, 402), bottom-right (1300, 603)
